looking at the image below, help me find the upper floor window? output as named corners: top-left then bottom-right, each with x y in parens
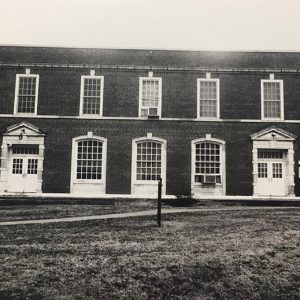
top-left (139, 77), bottom-right (162, 118)
top-left (80, 76), bottom-right (104, 116)
top-left (197, 78), bottom-right (220, 119)
top-left (261, 79), bottom-right (284, 120)
top-left (14, 74), bottom-right (39, 115)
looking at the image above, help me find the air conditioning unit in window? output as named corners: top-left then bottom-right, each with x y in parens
top-left (147, 107), bottom-right (159, 119)
top-left (203, 175), bottom-right (217, 185)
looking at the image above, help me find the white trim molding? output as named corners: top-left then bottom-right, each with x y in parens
top-left (0, 122), bottom-right (45, 194)
top-left (251, 126), bottom-right (296, 197)
top-left (131, 135), bottom-right (167, 196)
top-left (138, 76), bottom-right (162, 118)
top-left (14, 74), bottom-right (39, 116)
top-left (261, 78), bottom-right (284, 121)
top-left (70, 133), bottom-right (107, 195)
top-left (191, 137), bottom-right (226, 197)
top-left (197, 78), bottom-right (220, 120)
top-left (79, 75), bottom-right (104, 117)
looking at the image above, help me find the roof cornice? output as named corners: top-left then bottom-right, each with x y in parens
top-left (1, 62), bottom-right (300, 74)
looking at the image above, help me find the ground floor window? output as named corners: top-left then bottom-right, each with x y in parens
top-left (76, 140), bottom-right (103, 180)
top-left (136, 141), bottom-right (162, 181)
top-left (191, 137), bottom-right (226, 196)
top-left (70, 134), bottom-right (107, 195)
top-left (194, 142), bottom-right (221, 184)
top-left (131, 134), bottom-right (166, 195)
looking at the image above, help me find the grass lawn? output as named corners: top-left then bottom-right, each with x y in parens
top-left (0, 208), bottom-right (299, 299)
top-left (0, 199), bottom-right (222, 222)
top-left (0, 200), bottom-right (160, 222)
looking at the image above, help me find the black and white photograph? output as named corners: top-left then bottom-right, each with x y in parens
top-left (0, 0), bottom-right (299, 299)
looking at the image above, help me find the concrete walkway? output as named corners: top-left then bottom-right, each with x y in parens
top-left (0, 206), bottom-right (298, 226)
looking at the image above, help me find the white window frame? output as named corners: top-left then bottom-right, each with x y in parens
top-left (70, 135), bottom-right (107, 187)
top-left (131, 136), bottom-right (166, 194)
top-left (138, 77), bottom-right (162, 118)
top-left (14, 74), bottom-right (39, 115)
top-left (261, 79), bottom-right (284, 121)
top-left (197, 78), bottom-right (220, 119)
top-left (79, 75), bottom-right (104, 116)
top-left (191, 137), bottom-right (226, 190)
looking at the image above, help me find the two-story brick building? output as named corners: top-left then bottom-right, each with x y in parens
top-left (0, 46), bottom-right (300, 198)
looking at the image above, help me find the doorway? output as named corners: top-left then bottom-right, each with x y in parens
top-left (7, 145), bottom-right (39, 193)
top-left (256, 150), bottom-right (286, 196)
top-left (0, 122), bottom-right (45, 194)
top-left (251, 126), bottom-right (296, 197)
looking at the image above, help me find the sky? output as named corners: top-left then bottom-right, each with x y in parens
top-left (0, 0), bottom-right (300, 51)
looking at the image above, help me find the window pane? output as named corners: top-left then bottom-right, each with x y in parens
top-left (28, 159), bottom-right (38, 174)
top-left (264, 101), bottom-right (281, 118)
top-left (258, 163), bottom-right (268, 178)
top-left (258, 150), bottom-right (283, 159)
top-left (263, 82), bottom-right (280, 101)
top-left (12, 145), bottom-right (39, 155)
top-left (12, 158), bottom-right (23, 174)
top-left (272, 163), bottom-right (282, 178)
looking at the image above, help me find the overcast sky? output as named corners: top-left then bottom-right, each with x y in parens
top-left (0, 0), bottom-right (300, 51)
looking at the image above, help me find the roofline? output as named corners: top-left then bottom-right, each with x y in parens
top-left (1, 62), bottom-right (300, 74)
top-left (0, 43), bottom-right (300, 54)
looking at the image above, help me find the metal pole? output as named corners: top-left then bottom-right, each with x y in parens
top-left (157, 176), bottom-right (162, 227)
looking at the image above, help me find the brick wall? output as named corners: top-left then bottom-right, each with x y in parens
top-left (1, 67), bottom-right (300, 119)
top-left (0, 117), bottom-right (300, 196)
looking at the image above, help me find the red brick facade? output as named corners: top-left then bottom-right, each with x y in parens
top-left (1, 46), bottom-right (300, 197)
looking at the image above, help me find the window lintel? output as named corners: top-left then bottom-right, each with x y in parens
top-left (191, 137), bottom-right (225, 145)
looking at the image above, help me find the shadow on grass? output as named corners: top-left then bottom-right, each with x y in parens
top-left (163, 196), bottom-right (198, 207)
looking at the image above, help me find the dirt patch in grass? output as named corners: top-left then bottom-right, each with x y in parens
top-left (0, 209), bottom-right (299, 299)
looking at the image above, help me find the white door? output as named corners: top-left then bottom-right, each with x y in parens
top-left (256, 150), bottom-right (286, 196)
top-left (8, 156), bottom-right (39, 193)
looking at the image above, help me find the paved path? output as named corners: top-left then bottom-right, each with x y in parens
top-left (0, 206), bottom-right (298, 226)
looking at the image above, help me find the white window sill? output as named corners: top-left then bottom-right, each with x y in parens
top-left (261, 118), bottom-right (284, 121)
top-left (197, 117), bottom-right (220, 121)
top-left (133, 180), bottom-right (161, 185)
top-left (14, 113), bottom-right (37, 116)
top-left (193, 182), bottom-right (222, 186)
top-left (73, 179), bottom-right (103, 184)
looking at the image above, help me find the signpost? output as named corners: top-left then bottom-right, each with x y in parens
top-left (157, 177), bottom-right (162, 227)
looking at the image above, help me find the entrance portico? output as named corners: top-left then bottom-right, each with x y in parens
top-left (251, 126), bottom-right (296, 197)
top-left (0, 122), bottom-right (45, 194)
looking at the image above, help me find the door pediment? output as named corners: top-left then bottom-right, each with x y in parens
top-left (3, 122), bottom-right (45, 137)
top-left (251, 126), bottom-right (296, 141)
